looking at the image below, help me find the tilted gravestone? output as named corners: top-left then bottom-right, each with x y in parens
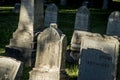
top-left (29, 24), bottom-right (68, 80)
top-left (78, 35), bottom-right (119, 80)
top-left (0, 56), bottom-right (22, 80)
top-left (44, 3), bottom-right (58, 27)
top-left (70, 31), bottom-right (97, 61)
top-left (106, 11), bottom-right (120, 36)
top-left (74, 6), bottom-right (90, 31)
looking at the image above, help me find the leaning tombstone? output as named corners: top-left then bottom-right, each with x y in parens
top-left (70, 31), bottom-right (93, 61)
top-left (29, 24), bottom-right (68, 80)
top-left (13, 3), bottom-right (20, 13)
top-left (78, 35), bottom-right (119, 80)
top-left (0, 56), bottom-right (23, 80)
top-left (44, 3), bottom-right (58, 27)
top-left (74, 6), bottom-right (90, 31)
top-left (106, 11), bottom-right (120, 36)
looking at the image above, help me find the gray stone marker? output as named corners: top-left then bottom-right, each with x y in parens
top-left (0, 56), bottom-right (22, 80)
top-left (13, 3), bottom-right (20, 13)
top-left (106, 11), bottom-right (120, 36)
top-left (78, 35), bottom-right (119, 80)
top-left (70, 31), bottom-right (96, 61)
top-left (44, 3), bottom-right (58, 27)
top-left (6, 0), bottom-right (34, 66)
top-left (29, 24), bottom-right (68, 80)
top-left (74, 6), bottom-right (90, 31)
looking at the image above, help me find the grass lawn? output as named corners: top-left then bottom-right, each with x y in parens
top-left (0, 6), bottom-right (119, 80)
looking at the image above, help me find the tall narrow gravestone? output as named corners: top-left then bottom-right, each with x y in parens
top-left (106, 11), bottom-right (120, 36)
top-left (74, 6), bottom-right (90, 31)
top-left (5, 0), bottom-right (44, 66)
top-left (0, 56), bottom-right (22, 80)
top-left (29, 24), bottom-right (67, 80)
top-left (44, 3), bottom-right (58, 27)
top-left (78, 35), bottom-right (119, 80)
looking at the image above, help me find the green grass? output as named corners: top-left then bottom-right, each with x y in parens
top-left (0, 6), bottom-right (117, 80)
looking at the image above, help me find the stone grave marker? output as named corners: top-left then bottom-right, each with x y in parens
top-left (0, 56), bottom-right (22, 80)
top-left (74, 6), bottom-right (90, 31)
top-left (78, 35), bottom-right (119, 80)
top-left (44, 3), bottom-right (58, 27)
top-left (70, 31), bottom-right (98, 61)
top-left (6, 0), bottom-right (34, 66)
top-left (106, 11), bottom-right (120, 36)
top-left (29, 24), bottom-right (68, 80)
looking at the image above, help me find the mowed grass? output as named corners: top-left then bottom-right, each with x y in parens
top-left (0, 6), bottom-right (119, 80)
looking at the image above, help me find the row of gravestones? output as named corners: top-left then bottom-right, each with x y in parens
top-left (1, 3), bottom-right (120, 80)
top-left (70, 5), bottom-right (120, 80)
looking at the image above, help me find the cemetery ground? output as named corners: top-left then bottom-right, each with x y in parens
top-left (0, 6), bottom-right (119, 80)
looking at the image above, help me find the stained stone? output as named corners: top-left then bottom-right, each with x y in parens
top-left (78, 35), bottom-right (119, 80)
top-left (29, 24), bottom-right (68, 80)
top-left (106, 11), bottom-right (120, 36)
top-left (74, 6), bottom-right (90, 31)
top-left (44, 4), bottom-right (58, 27)
top-left (0, 56), bottom-right (22, 80)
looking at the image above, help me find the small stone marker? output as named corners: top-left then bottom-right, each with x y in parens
top-left (29, 24), bottom-right (67, 80)
top-left (78, 35), bottom-right (119, 80)
top-left (74, 6), bottom-right (90, 31)
top-left (44, 3), bottom-right (58, 27)
top-left (0, 56), bottom-right (22, 80)
top-left (106, 11), bottom-right (120, 36)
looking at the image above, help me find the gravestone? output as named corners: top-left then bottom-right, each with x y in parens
top-left (13, 3), bottom-right (20, 13)
top-left (6, 0), bottom-right (44, 66)
top-left (44, 3), bottom-right (58, 27)
top-left (74, 6), bottom-right (90, 31)
top-left (0, 56), bottom-right (22, 80)
top-left (106, 11), bottom-right (120, 36)
top-left (78, 35), bottom-right (119, 80)
top-left (29, 24), bottom-right (68, 80)
top-left (70, 31), bottom-right (96, 61)
top-left (6, 0), bottom-right (34, 66)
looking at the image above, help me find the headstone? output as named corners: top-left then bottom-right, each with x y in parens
top-left (6, 0), bottom-right (44, 66)
top-left (70, 31), bottom-right (96, 61)
top-left (44, 3), bottom-right (58, 27)
top-left (29, 24), bottom-right (68, 80)
top-left (13, 3), bottom-right (20, 13)
top-left (74, 6), bottom-right (90, 31)
top-left (106, 11), bottom-right (120, 36)
top-left (0, 56), bottom-right (22, 80)
top-left (78, 35), bottom-right (119, 80)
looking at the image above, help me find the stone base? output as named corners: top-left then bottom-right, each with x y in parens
top-left (5, 46), bottom-right (32, 67)
top-left (29, 68), bottom-right (69, 80)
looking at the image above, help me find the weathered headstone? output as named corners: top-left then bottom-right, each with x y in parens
top-left (70, 31), bottom-right (96, 61)
top-left (5, 0), bottom-right (44, 66)
top-left (13, 3), bottom-right (20, 13)
top-left (78, 35), bottom-right (119, 80)
top-left (0, 56), bottom-right (22, 80)
top-left (74, 6), bottom-right (90, 31)
top-left (29, 24), bottom-right (68, 80)
top-left (44, 3), bottom-right (58, 27)
top-left (106, 11), bottom-right (120, 36)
